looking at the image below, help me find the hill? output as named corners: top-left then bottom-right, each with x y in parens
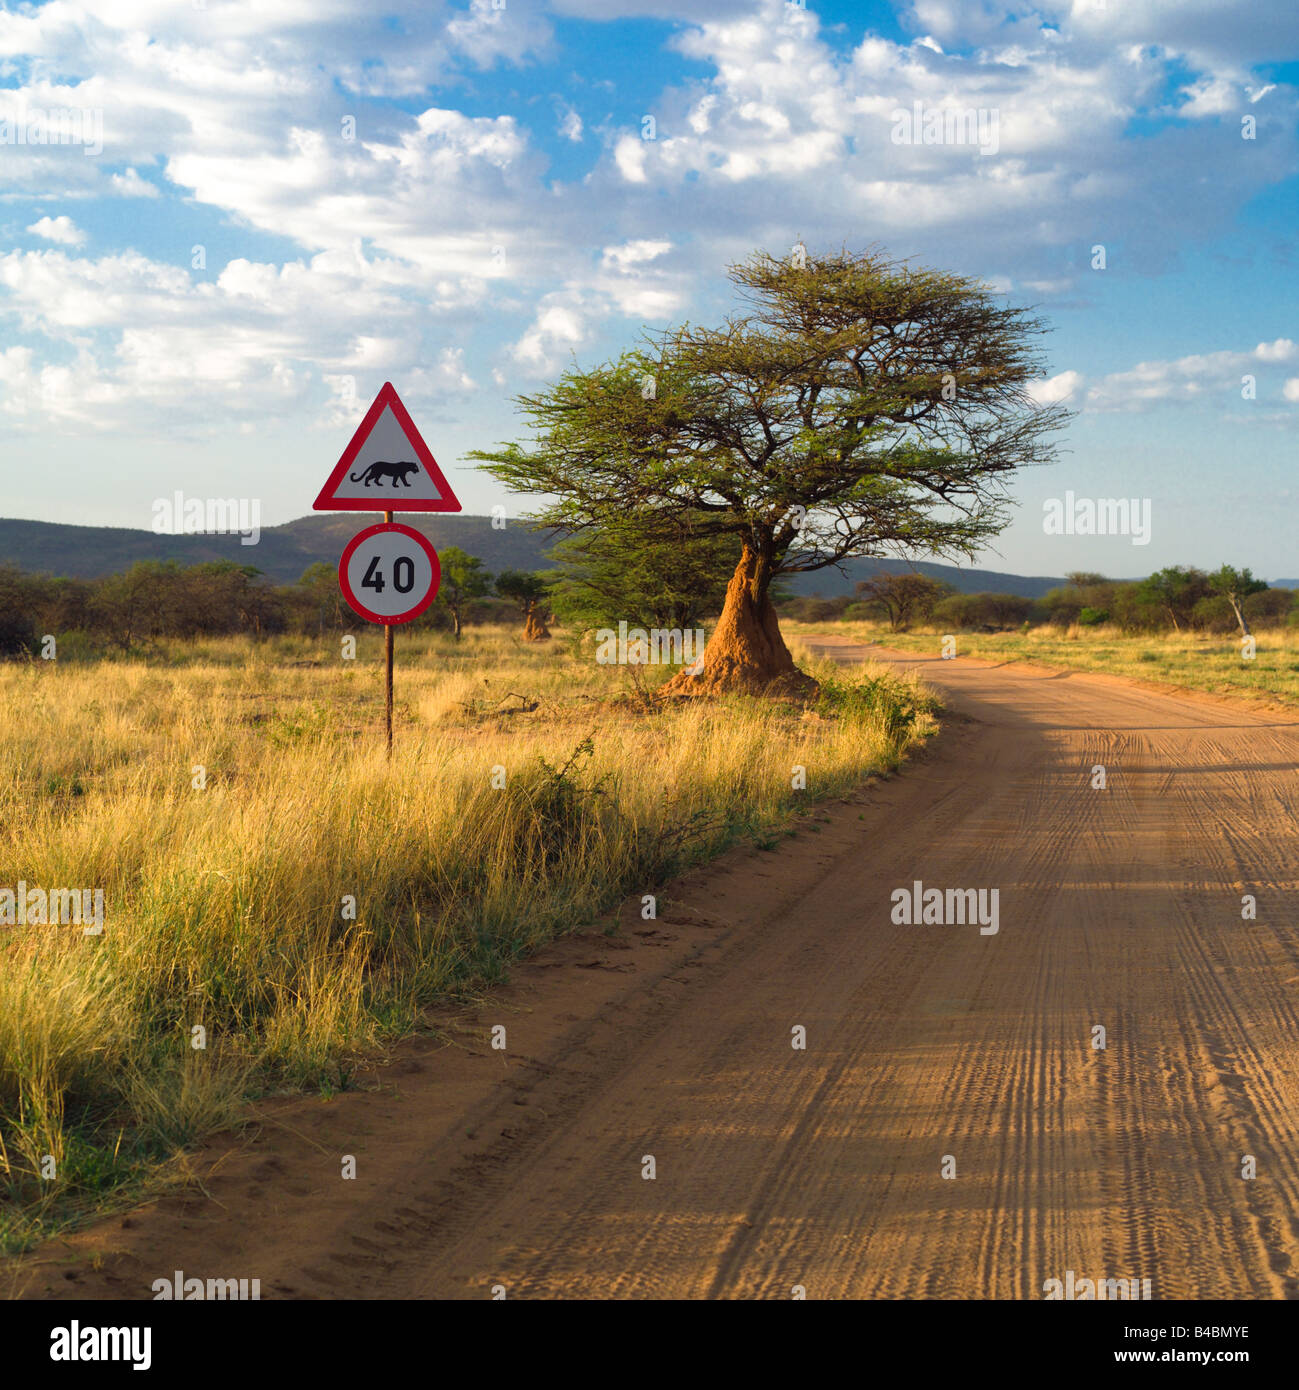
top-left (0, 515), bottom-right (548, 585)
top-left (782, 554), bottom-right (1064, 599)
top-left (0, 514), bottom-right (1067, 597)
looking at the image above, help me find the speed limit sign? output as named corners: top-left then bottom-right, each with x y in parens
top-left (338, 522), bottom-right (441, 624)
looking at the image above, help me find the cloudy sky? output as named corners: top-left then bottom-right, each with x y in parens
top-left (1, 0), bottom-right (1296, 577)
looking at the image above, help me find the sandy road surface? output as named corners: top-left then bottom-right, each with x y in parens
top-left (15, 641), bottom-right (1299, 1300)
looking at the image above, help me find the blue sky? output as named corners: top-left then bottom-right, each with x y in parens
top-left (1, 0), bottom-right (1296, 578)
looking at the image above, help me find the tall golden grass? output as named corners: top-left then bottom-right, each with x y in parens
top-left (0, 626), bottom-right (935, 1248)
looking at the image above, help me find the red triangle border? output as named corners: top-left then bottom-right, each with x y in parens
top-left (313, 381), bottom-right (462, 513)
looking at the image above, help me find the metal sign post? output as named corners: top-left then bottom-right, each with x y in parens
top-left (385, 509), bottom-right (394, 758)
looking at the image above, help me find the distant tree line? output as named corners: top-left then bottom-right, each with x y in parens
top-left (0, 519), bottom-right (738, 658)
top-left (777, 567), bottom-right (1296, 635)
top-left (0, 551), bottom-right (550, 656)
top-left (4, 549), bottom-right (1292, 659)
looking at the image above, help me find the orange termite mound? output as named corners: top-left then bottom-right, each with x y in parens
top-left (659, 547), bottom-right (818, 699)
top-left (523, 607), bottom-right (552, 642)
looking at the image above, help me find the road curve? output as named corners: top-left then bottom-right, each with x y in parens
top-left (18, 640), bottom-right (1299, 1300)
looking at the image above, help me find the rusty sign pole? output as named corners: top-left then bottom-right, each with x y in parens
top-left (384, 508), bottom-right (394, 759)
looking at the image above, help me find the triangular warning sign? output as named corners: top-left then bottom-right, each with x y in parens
top-left (313, 382), bottom-right (462, 512)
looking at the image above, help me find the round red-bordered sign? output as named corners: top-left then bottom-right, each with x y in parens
top-left (338, 523), bottom-right (441, 625)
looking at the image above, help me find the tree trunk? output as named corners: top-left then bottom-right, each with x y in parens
top-left (522, 603), bottom-right (551, 642)
top-left (660, 544), bottom-right (817, 698)
top-left (1230, 600), bottom-right (1251, 637)
top-left (451, 606), bottom-right (462, 640)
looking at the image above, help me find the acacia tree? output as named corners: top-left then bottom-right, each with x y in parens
top-left (472, 247), bottom-right (1070, 696)
top-left (1207, 564), bottom-right (1267, 637)
top-left (1134, 565), bottom-right (1208, 632)
top-left (495, 569), bottom-right (552, 641)
top-left (89, 561), bottom-right (180, 650)
top-left (855, 572), bottom-right (951, 631)
top-left (436, 546), bottom-right (492, 639)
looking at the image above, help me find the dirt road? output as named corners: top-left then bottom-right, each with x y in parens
top-left (17, 641), bottom-right (1299, 1300)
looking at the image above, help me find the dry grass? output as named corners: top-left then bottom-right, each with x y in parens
top-left (0, 625), bottom-right (936, 1249)
top-left (786, 620), bottom-right (1299, 709)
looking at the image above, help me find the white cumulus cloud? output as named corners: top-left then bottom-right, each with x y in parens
top-left (26, 215), bottom-right (85, 246)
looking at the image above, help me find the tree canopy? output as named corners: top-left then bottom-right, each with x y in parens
top-left (855, 572), bottom-right (952, 632)
top-left (495, 569), bottom-right (552, 642)
top-left (1207, 565), bottom-right (1267, 636)
top-left (472, 245), bottom-right (1070, 694)
top-left (546, 510), bottom-right (735, 633)
top-left (435, 546), bottom-right (492, 639)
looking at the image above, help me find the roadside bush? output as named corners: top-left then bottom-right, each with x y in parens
top-left (0, 569), bottom-right (39, 656)
top-left (778, 595), bottom-right (854, 622)
top-left (1244, 587), bottom-right (1295, 626)
top-left (1191, 594), bottom-right (1236, 633)
top-left (933, 592), bottom-right (1033, 631)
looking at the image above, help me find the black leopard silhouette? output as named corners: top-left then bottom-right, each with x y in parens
top-left (349, 460), bottom-right (419, 488)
